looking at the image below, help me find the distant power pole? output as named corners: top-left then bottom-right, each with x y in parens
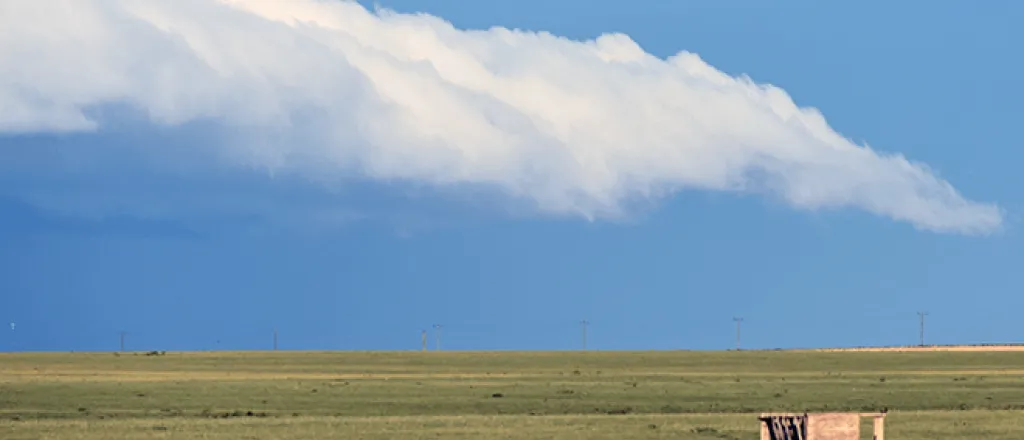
top-left (273, 329), bottom-right (278, 351)
top-left (733, 318), bottom-right (743, 351)
top-left (918, 312), bottom-right (928, 346)
top-left (580, 320), bottom-right (590, 350)
top-left (119, 331), bottom-right (127, 352)
top-left (421, 330), bottom-right (427, 352)
top-left (433, 324), bottom-right (443, 351)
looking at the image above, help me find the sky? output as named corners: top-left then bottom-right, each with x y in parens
top-left (1, 0), bottom-right (1022, 352)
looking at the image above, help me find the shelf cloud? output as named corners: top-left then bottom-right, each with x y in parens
top-left (0, 0), bottom-right (1003, 234)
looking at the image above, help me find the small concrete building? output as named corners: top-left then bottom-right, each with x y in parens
top-left (759, 412), bottom-right (886, 440)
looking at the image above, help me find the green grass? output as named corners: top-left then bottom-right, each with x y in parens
top-left (3, 350), bottom-right (1024, 438)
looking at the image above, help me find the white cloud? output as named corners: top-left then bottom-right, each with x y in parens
top-left (0, 0), bottom-right (1003, 234)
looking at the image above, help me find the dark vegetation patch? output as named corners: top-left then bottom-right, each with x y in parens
top-left (206, 410), bottom-right (269, 419)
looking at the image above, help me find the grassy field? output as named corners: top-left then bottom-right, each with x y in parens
top-left (3, 349), bottom-right (1024, 439)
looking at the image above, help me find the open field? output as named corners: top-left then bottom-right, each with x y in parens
top-left (4, 349), bottom-right (1024, 439)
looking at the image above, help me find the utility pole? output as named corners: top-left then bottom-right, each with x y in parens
top-left (421, 330), bottom-right (427, 352)
top-left (918, 312), bottom-right (928, 347)
top-left (433, 324), bottom-right (443, 351)
top-left (580, 320), bottom-right (589, 350)
top-left (119, 331), bottom-right (127, 352)
top-left (273, 328), bottom-right (278, 351)
top-left (733, 318), bottom-right (743, 351)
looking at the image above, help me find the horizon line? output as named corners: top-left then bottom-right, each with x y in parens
top-left (4, 342), bottom-right (1024, 355)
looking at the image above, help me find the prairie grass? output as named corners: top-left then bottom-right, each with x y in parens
top-left (3, 350), bottom-right (1024, 438)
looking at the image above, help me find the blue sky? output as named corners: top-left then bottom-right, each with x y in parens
top-left (1, 0), bottom-right (1022, 352)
